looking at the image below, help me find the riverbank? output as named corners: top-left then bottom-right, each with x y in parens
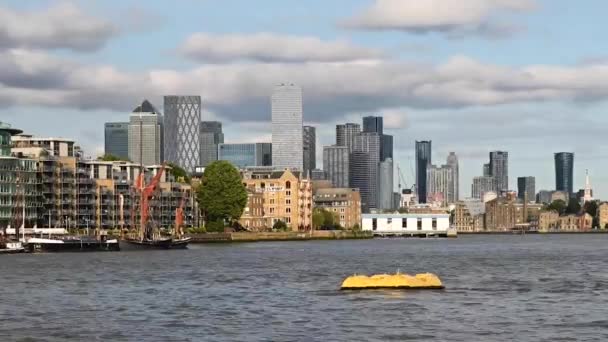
top-left (458, 230), bottom-right (608, 234)
top-left (189, 230), bottom-right (372, 243)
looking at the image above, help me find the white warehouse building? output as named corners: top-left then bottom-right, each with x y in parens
top-left (362, 213), bottom-right (452, 237)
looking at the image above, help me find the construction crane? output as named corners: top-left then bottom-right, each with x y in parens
top-left (397, 163), bottom-right (414, 193)
top-left (174, 190), bottom-right (186, 238)
top-left (137, 163), bottom-right (166, 240)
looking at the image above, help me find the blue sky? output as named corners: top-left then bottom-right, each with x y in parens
top-left (1, 0), bottom-right (608, 198)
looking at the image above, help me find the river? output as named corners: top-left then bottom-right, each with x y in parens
top-left (1, 235), bottom-right (607, 341)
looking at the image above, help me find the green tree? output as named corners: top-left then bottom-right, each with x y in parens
top-left (197, 161), bottom-right (247, 225)
top-left (321, 209), bottom-right (336, 229)
top-left (312, 209), bottom-right (325, 229)
top-left (98, 154), bottom-right (127, 162)
top-left (397, 207), bottom-right (408, 214)
top-left (167, 162), bottom-right (190, 183)
top-left (566, 198), bottom-right (581, 215)
top-left (546, 199), bottom-right (567, 215)
top-left (273, 220), bottom-right (288, 231)
top-left (583, 201), bottom-right (598, 217)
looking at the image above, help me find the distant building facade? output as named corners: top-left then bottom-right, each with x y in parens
top-left (536, 190), bottom-right (553, 204)
top-left (415, 141), bottom-right (432, 204)
top-left (336, 123), bottom-right (361, 152)
top-left (323, 145), bottom-right (349, 188)
top-left (128, 100), bottom-right (163, 166)
top-left (200, 121), bottom-right (224, 167)
top-left (489, 151), bottom-right (509, 194)
top-left (313, 188), bottom-right (362, 229)
top-left (310, 169), bottom-right (326, 180)
top-left (517, 176), bottom-right (536, 202)
top-left (352, 133), bottom-right (381, 210)
top-left (272, 84), bottom-right (303, 170)
top-left (472, 176), bottom-right (496, 199)
top-left (303, 126), bottom-right (316, 176)
top-left (378, 158), bottom-right (394, 210)
top-left (163, 95), bottom-right (201, 172)
top-left (454, 200), bottom-right (485, 232)
top-left (218, 143), bottom-right (272, 169)
top-left (555, 152), bottom-right (574, 196)
top-left (599, 203), bottom-right (608, 229)
top-left (446, 152), bottom-right (459, 201)
top-left (104, 122), bottom-right (129, 160)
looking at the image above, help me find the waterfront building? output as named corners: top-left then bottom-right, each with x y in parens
top-left (489, 151), bottom-right (509, 194)
top-left (239, 189), bottom-right (265, 231)
top-left (415, 141), bottom-right (432, 203)
top-left (104, 122), bottom-right (129, 160)
top-left (454, 200), bottom-right (485, 232)
top-left (361, 213), bottom-right (451, 236)
top-left (200, 121), bottom-right (224, 167)
top-left (446, 152), bottom-right (459, 201)
top-left (538, 211), bottom-right (559, 232)
top-left (400, 189), bottom-right (417, 209)
top-left (517, 176), bottom-right (536, 203)
top-left (303, 126), bottom-right (316, 176)
top-left (272, 84), bottom-right (303, 170)
top-left (599, 203), bottom-right (608, 229)
top-left (310, 169), bottom-right (326, 181)
top-left (128, 100), bottom-right (163, 166)
top-left (472, 176), bottom-right (496, 199)
top-left (336, 123), bottom-right (361, 152)
top-left (378, 158), bottom-right (394, 210)
top-left (313, 188), bottom-right (362, 229)
top-left (218, 143), bottom-right (272, 169)
top-left (485, 197), bottom-right (517, 231)
top-left (352, 133), bottom-right (381, 211)
top-left (555, 152), bottom-right (574, 196)
top-left (427, 164), bottom-right (454, 206)
top-left (536, 190), bottom-right (553, 204)
top-left (163, 96), bottom-right (201, 172)
top-left (240, 168), bottom-right (312, 230)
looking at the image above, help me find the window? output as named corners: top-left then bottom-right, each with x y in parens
top-left (269, 208), bottom-right (275, 214)
top-left (432, 218), bottom-right (437, 230)
top-left (372, 218), bottom-right (377, 231)
top-left (285, 181), bottom-right (291, 189)
top-left (286, 217), bottom-right (291, 223)
top-left (270, 199), bottom-right (275, 204)
top-left (286, 207), bottom-right (291, 213)
top-left (387, 218), bottom-right (392, 224)
top-left (417, 218), bottom-right (422, 230)
top-left (340, 208), bottom-right (345, 213)
top-left (286, 191), bottom-right (291, 196)
top-left (286, 199), bottom-right (291, 205)
top-left (402, 219), bottom-right (407, 228)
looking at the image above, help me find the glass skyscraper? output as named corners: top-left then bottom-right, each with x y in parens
top-left (489, 151), bottom-right (509, 194)
top-left (415, 140), bottom-right (432, 203)
top-left (517, 176), bottom-right (536, 202)
top-left (271, 84), bottom-right (303, 170)
top-left (362, 116), bottom-right (393, 161)
top-left (128, 100), bottom-right (163, 166)
top-left (104, 122), bottom-right (129, 160)
top-left (163, 95), bottom-right (201, 172)
top-left (352, 133), bottom-right (381, 210)
top-left (218, 143), bottom-right (272, 169)
top-left (555, 152), bottom-right (574, 196)
top-left (336, 123), bottom-right (361, 152)
top-left (200, 121), bottom-right (224, 167)
top-left (323, 145), bottom-right (349, 188)
top-left (303, 126), bottom-right (316, 175)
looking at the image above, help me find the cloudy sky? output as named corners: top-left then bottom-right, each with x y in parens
top-left (1, 0), bottom-right (607, 198)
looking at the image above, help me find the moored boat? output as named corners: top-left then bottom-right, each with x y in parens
top-left (26, 236), bottom-right (120, 253)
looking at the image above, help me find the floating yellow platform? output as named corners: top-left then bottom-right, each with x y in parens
top-left (340, 272), bottom-right (444, 290)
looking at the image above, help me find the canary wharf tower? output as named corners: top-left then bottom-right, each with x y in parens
top-left (163, 95), bottom-right (201, 172)
top-left (272, 84), bottom-right (303, 170)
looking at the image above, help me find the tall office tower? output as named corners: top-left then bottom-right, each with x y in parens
top-left (303, 126), bottom-right (316, 176)
top-left (536, 190), bottom-right (553, 204)
top-left (472, 176), bottom-right (496, 199)
top-left (218, 143), bottom-right (272, 169)
top-left (381, 134), bottom-right (393, 161)
top-left (483, 163), bottom-right (491, 177)
top-left (352, 133), bottom-right (381, 210)
top-left (350, 151), bottom-right (371, 211)
top-left (200, 121), bottom-right (224, 167)
top-left (427, 164), bottom-right (455, 205)
top-left (415, 141), bottom-right (432, 203)
top-left (517, 176), bottom-right (536, 202)
top-left (104, 122), bottom-right (129, 160)
top-left (362, 116), bottom-right (393, 160)
top-left (336, 123), bottom-right (361, 152)
top-left (378, 158), bottom-right (394, 210)
top-left (163, 95), bottom-right (201, 172)
top-left (272, 83), bottom-right (303, 170)
top-left (323, 145), bottom-right (349, 188)
top-left (446, 152), bottom-right (459, 202)
top-left (489, 151), bottom-right (509, 194)
top-left (128, 100), bottom-right (163, 166)
top-left (555, 152), bottom-right (574, 196)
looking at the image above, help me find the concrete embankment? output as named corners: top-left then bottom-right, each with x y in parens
top-left (190, 230), bottom-right (372, 243)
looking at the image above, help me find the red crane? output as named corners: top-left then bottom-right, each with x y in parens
top-left (174, 191), bottom-right (186, 238)
top-left (138, 164), bottom-right (166, 240)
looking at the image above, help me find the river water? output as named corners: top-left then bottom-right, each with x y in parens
top-left (1, 235), bottom-right (607, 341)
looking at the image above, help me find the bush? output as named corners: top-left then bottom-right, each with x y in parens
top-left (351, 223), bottom-right (361, 231)
top-left (206, 220), bottom-right (225, 232)
top-left (187, 227), bottom-right (207, 234)
top-left (273, 220), bottom-right (288, 231)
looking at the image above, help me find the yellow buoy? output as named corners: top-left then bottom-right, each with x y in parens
top-left (340, 272), bottom-right (444, 290)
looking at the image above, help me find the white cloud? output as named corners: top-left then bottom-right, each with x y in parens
top-left (0, 2), bottom-right (117, 51)
top-left (342, 0), bottom-right (536, 38)
top-left (178, 32), bottom-right (383, 63)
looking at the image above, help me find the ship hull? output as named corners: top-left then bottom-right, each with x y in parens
top-left (120, 237), bottom-right (191, 250)
top-left (26, 238), bottom-right (120, 253)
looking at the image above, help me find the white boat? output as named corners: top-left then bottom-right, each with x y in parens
top-left (0, 241), bottom-right (25, 254)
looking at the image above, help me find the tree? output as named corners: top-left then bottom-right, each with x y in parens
top-left (197, 161), bottom-right (247, 225)
top-left (566, 198), bottom-right (581, 215)
top-left (312, 209), bottom-right (325, 229)
top-left (273, 220), bottom-right (288, 231)
top-left (584, 201), bottom-right (598, 217)
top-left (546, 199), bottom-right (567, 215)
top-left (322, 209), bottom-right (336, 229)
top-left (167, 162), bottom-right (190, 183)
top-left (98, 154), bottom-right (127, 162)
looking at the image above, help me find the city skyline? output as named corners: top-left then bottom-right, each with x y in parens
top-left (2, 0), bottom-right (607, 197)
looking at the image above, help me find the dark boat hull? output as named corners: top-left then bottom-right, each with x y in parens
top-left (26, 239), bottom-right (120, 253)
top-left (120, 237), bottom-right (190, 250)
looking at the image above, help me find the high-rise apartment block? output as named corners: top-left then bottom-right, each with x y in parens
top-left (555, 152), bottom-right (574, 196)
top-left (323, 145), bottom-right (349, 188)
top-left (163, 96), bottom-right (201, 172)
top-left (336, 123), bottom-right (361, 152)
top-left (104, 122), bottom-right (129, 160)
top-left (352, 133), bottom-right (381, 210)
top-left (199, 121), bottom-right (224, 167)
top-left (472, 176), bottom-right (496, 199)
top-left (378, 158), bottom-right (394, 210)
top-left (427, 164), bottom-right (455, 205)
top-left (128, 100), bottom-right (163, 166)
top-left (446, 152), bottom-right (459, 202)
top-left (517, 176), bottom-right (536, 202)
top-left (362, 116), bottom-right (393, 161)
top-left (303, 126), bottom-right (316, 175)
top-left (489, 151), bottom-right (509, 194)
top-left (271, 84), bottom-right (303, 170)
top-left (415, 141), bottom-right (432, 203)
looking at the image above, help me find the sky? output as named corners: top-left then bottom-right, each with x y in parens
top-left (1, 0), bottom-right (608, 198)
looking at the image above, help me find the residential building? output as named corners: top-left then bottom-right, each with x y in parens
top-left (272, 83), bottom-right (303, 170)
top-left (336, 123), bottom-right (361, 152)
top-left (310, 169), bottom-right (326, 180)
top-left (517, 176), bottom-right (536, 202)
top-left (427, 164), bottom-right (454, 206)
top-left (454, 200), bottom-right (485, 232)
top-left (536, 190), bottom-right (553, 204)
top-left (539, 211), bottom-right (559, 231)
top-left (313, 188), bottom-right (362, 229)
top-left (362, 116), bottom-right (393, 161)
top-left (378, 158), bottom-right (394, 210)
top-left (599, 203), bottom-right (608, 229)
top-left (303, 126), bottom-right (316, 176)
top-left (352, 133), bottom-right (381, 211)
top-left (489, 151), bottom-right (508, 194)
top-left (485, 197), bottom-right (518, 231)
top-left (240, 168), bottom-right (312, 230)
top-left (415, 141), bottom-right (432, 203)
top-left (555, 152), bottom-right (574, 196)
top-left (128, 100), bottom-right (163, 166)
top-left (163, 95), bottom-right (201, 172)
top-left (239, 190), bottom-right (265, 231)
top-left (218, 143), bottom-right (272, 169)
top-left (483, 163), bottom-right (490, 177)
top-left (349, 151), bottom-right (371, 211)
top-left (104, 122), bottom-right (129, 160)
top-left (472, 176), bottom-right (496, 199)
top-left (200, 121), bottom-right (224, 167)
top-left (446, 152), bottom-right (459, 201)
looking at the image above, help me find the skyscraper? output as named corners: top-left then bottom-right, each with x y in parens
top-left (483, 163), bottom-right (490, 177)
top-left (271, 84), bottom-right (303, 170)
top-left (489, 151), bottom-right (509, 194)
top-left (350, 151), bottom-right (371, 211)
top-left (415, 141), bottom-right (432, 203)
top-left (323, 145), bottom-right (349, 188)
top-left (303, 126), bottom-right (316, 175)
top-left (472, 176), bottom-right (496, 199)
top-left (446, 152), bottom-right (459, 202)
top-left (128, 100), bottom-right (163, 166)
top-left (378, 158), bottom-right (394, 210)
top-left (352, 133), bottom-right (381, 210)
top-left (218, 143), bottom-right (272, 168)
top-left (555, 152), bottom-right (574, 196)
top-left (362, 116), bottom-right (393, 160)
top-left (381, 135), bottom-right (393, 161)
top-left (163, 95), bottom-right (201, 172)
top-left (517, 176), bottom-right (536, 202)
top-left (336, 123), bottom-right (361, 152)
top-left (104, 122), bottom-right (129, 160)
top-left (200, 121), bottom-right (224, 167)
top-left (427, 164), bottom-right (455, 205)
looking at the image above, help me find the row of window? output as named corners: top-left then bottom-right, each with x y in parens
top-left (372, 218), bottom-right (438, 229)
